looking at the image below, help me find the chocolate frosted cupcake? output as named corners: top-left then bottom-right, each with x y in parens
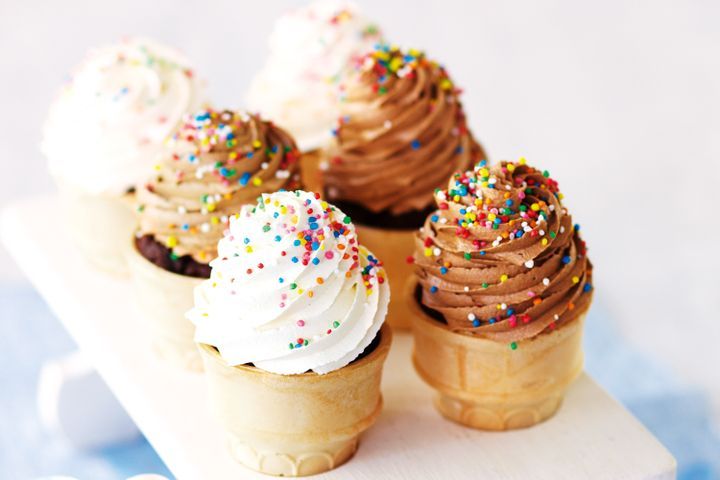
top-left (324, 44), bottom-right (486, 328)
top-left (126, 108), bottom-right (300, 369)
top-left (409, 159), bottom-right (593, 430)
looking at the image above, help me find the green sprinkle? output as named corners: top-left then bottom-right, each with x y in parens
top-left (169, 252), bottom-right (179, 261)
top-left (290, 283), bottom-right (297, 290)
top-left (263, 225), bottom-right (271, 232)
top-left (289, 343), bottom-right (294, 350)
top-left (333, 321), bottom-right (340, 328)
top-left (343, 216), bottom-right (352, 224)
top-left (482, 282), bottom-right (489, 288)
top-left (542, 170), bottom-right (550, 178)
top-left (510, 342), bottom-right (518, 350)
top-left (549, 231), bottom-right (557, 239)
top-left (464, 252), bottom-right (471, 260)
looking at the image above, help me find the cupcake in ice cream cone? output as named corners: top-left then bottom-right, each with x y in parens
top-left (127, 108), bottom-right (300, 370)
top-left (187, 190), bottom-right (391, 476)
top-left (324, 44), bottom-right (486, 329)
top-left (42, 37), bottom-right (205, 274)
top-left (246, 0), bottom-right (382, 192)
top-left (409, 158), bottom-right (593, 430)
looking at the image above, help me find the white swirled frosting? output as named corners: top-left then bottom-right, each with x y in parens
top-left (187, 190), bottom-right (389, 375)
top-left (246, 0), bottom-right (382, 151)
top-left (43, 37), bottom-right (205, 195)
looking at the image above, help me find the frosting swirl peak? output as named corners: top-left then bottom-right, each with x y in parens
top-left (43, 37), bottom-right (205, 195)
top-left (187, 190), bottom-right (389, 375)
top-left (414, 159), bottom-right (593, 343)
top-left (325, 44), bottom-right (485, 215)
top-left (136, 108), bottom-right (300, 265)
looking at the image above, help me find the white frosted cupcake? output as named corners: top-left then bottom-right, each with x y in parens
top-left (246, 1), bottom-right (382, 191)
top-left (188, 190), bottom-right (391, 476)
top-left (42, 37), bottom-right (205, 273)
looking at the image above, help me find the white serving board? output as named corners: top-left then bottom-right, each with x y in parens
top-left (1, 196), bottom-right (676, 480)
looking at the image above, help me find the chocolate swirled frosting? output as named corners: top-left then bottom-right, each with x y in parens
top-left (136, 108), bottom-right (301, 276)
top-left (324, 44), bottom-right (486, 218)
top-left (413, 159), bottom-right (593, 344)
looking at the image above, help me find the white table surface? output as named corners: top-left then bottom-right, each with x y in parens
top-left (1, 196), bottom-right (677, 480)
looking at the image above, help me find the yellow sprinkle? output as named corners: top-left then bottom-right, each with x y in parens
top-left (321, 201), bottom-right (328, 209)
top-left (488, 213), bottom-right (497, 221)
top-left (500, 274), bottom-right (508, 283)
top-left (479, 168), bottom-right (489, 177)
top-left (572, 276), bottom-right (580, 284)
top-left (297, 289), bottom-right (304, 294)
top-left (291, 215), bottom-right (299, 224)
top-left (439, 78), bottom-right (453, 91)
top-left (153, 164), bottom-right (162, 171)
top-left (541, 238), bottom-right (548, 246)
top-left (424, 247), bottom-right (433, 257)
top-left (252, 140), bottom-right (262, 149)
top-left (207, 204), bottom-right (216, 212)
top-left (531, 203), bottom-right (540, 211)
top-left (519, 157), bottom-right (527, 165)
top-left (252, 177), bottom-right (263, 187)
top-left (246, 246), bottom-right (253, 253)
top-left (280, 206), bottom-right (287, 214)
top-left (166, 236), bottom-right (178, 248)
top-left (507, 163), bottom-right (515, 172)
top-left (210, 216), bottom-right (219, 225)
top-left (228, 152), bottom-right (237, 160)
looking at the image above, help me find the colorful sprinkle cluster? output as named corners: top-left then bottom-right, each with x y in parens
top-left (416, 158), bottom-right (593, 349)
top-left (217, 191), bottom-right (385, 351)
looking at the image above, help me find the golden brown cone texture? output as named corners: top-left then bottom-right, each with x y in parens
top-left (125, 238), bottom-right (203, 371)
top-left (409, 280), bottom-right (585, 430)
top-left (197, 324), bottom-right (392, 476)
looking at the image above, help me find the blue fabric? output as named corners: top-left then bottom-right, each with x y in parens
top-left (1, 285), bottom-right (718, 479)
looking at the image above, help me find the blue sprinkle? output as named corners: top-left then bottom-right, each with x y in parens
top-left (488, 317), bottom-right (496, 324)
top-left (440, 267), bottom-right (448, 275)
top-left (583, 283), bottom-right (593, 292)
top-left (243, 237), bottom-right (250, 245)
top-left (430, 286), bottom-right (438, 293)
top-left (411, 139), bottom-right (421, 150)
top-left (273, 212), bottom-right (279, 218)
top-left (309, 223), bottom-right (319, 230)
top-left (239, 172), bottom-right (251, 186)
top-left (312, 258), bottom-right (320, 265)
top-left (291, 257), bottom-right (299, 263)
top-left (507, 308), bottom-right (515, 316)
top-left (479, 251), bottom-right (486, 256)
top-left (505, 199), bottom-right (513, 206)
top-left (278, 277), bottom-right (284, 283)
top-left (479, 159), bottom-right (487, 167)
top-left (562, 256), bottom-right (571, 264)
top-left (181, 223), bottom-right (189, 231)
top-left (455, 146), bottom-right (464, 154)
top-left (308, 216), bottom-right (317, 222)
top-left (226, 132), bottom-right (234, 140)
top-left (311, 241), bottom-right (320, 251)
top-left (274, 235), bottom-right (281, 242)
top-left (431, 214), bottom-right (439, 222)
top-left (246, 151), bottom-right (254, 158)
top-left (272, 145), bottom-right (279, 153)
top-left (574, 224), bottom-right (581, 231)
top-left (472, 319), bottom-right (481, 327)
top-left (293, 240), bottom-right (301, 246)
top-left (516, 231), bottom-right (523, 238)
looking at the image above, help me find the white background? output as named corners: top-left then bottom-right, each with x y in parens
top-left (1, 0), bottom-right (718, 418)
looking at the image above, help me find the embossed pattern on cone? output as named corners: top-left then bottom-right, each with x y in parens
top-left (407, 279), bottom-right (585, 430)
top-left (125, 238), bottom-right (203, 371)
top-left (197, 324), bottom-right (392, 476)
top-left (355, 224), bottom-right (415, 330)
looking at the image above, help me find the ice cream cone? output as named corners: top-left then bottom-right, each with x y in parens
top-left (197, 324), bottom-right (392, 477)
top-left (407, 280), bottom-right (585, 430)
top-left (125, 238), bottom-right (203, 371)
top-left (57, 182), bottom-right (135, 275)
top-left (355, 224), bottom-right (415, 330)
top-left (299, 149), bottom-right (325, 194)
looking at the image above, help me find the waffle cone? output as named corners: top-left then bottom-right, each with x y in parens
top-left (354, 224), bottom-right (415, 330)
top-left (57, 181), bottom-right (135, 275)
top-left (125, 238), bottom-right (203, 371)
top-left (407, 280), bottom-right (585, 430)
top-left (197, 324), bottom-right (392, 477)
top-left (299, 149), bottom-right (325, 194)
